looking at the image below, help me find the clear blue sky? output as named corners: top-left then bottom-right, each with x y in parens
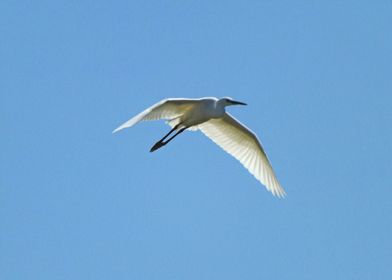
top-left (1, 1), bottom-right (391, 279)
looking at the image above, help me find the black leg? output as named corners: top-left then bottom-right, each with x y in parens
top-left (149, 124), bottom-right (179, 153)
top-left (150, 126), bottom-right (188, 152)
top-left (158, 124), bottom-right (180, 143)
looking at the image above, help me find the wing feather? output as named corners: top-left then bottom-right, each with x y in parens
top-left (199, 113), bottom-right (285, 197)
top-left (113, 98), bottom-right (198, 133)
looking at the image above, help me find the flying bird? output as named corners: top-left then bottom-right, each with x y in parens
top-left (113, 97), bottom-right (285, 197)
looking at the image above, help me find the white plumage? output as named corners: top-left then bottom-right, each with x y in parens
top-left (113, 97), bottom-right (285, 197)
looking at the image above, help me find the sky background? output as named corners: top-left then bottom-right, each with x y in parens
top-left (1, 1), bottom-right (392, 279)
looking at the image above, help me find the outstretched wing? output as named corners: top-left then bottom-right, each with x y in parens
top-left (113, 98), bottom-right (198, 133)
top-left (199, 113), bottom-right (285, 197)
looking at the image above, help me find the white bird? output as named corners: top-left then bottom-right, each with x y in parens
top-left (113, 97), bottom-right (285, 197)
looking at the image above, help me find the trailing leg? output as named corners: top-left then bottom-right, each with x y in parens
top-left (150, 126), bottom-right (188, 152)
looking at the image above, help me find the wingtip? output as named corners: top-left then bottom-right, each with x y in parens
top-left (112, 127), bottom-right (121, 134)
top-left (277, 192), bottom-right (286, 199)
top-left (273, 189), bottom-right (286, 198)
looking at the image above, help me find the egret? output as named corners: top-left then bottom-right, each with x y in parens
top-left (113, 97), bottom-right (285, 197)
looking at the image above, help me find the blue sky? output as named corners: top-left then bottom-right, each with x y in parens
top-left (1, 1), bottom-right (391, 279)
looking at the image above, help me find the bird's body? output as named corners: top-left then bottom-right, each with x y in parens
top-left (171, 97), bottom-right (225, 127)
top-left (113, 97), bottom-right (285, 197)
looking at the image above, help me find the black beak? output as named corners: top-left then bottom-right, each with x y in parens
top-left (231, 100), bottom-right (247, 106)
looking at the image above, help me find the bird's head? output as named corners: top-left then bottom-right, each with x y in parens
top-left (219, 97), bottom-right (247, 107)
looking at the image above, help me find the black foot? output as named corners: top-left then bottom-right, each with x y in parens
top-left (150, 141), bottom-right (165, 152)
